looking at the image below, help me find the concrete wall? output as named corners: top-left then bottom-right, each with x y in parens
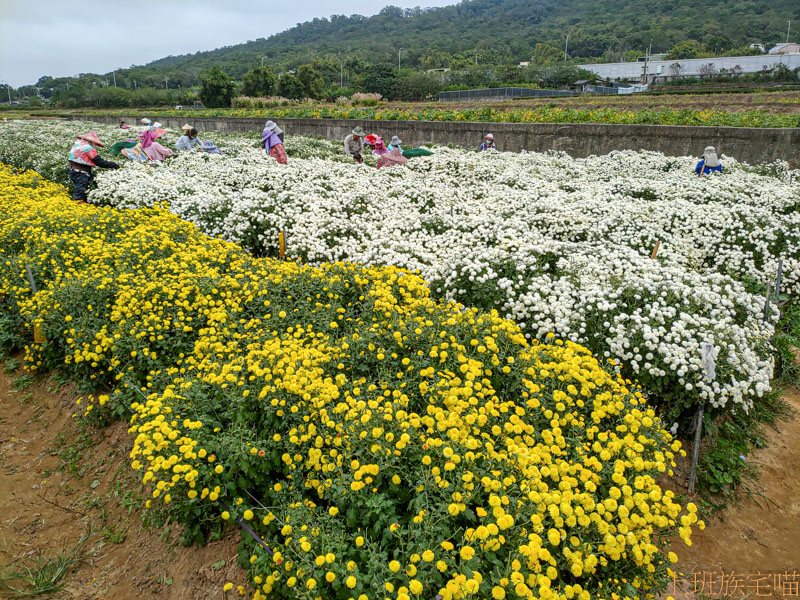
top-left (77, 114), bottom-right (800, 165)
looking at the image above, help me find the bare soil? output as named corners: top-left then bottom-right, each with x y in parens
top-left (667, 387), bottom-right (800, 600)
top-left (0, 366), bottom-right (244, 599)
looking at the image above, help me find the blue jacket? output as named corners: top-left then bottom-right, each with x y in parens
top-left (695, 160), bottom-right (722, 176)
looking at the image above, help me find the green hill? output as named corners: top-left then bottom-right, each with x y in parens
top-left (142, 0), bottom-right (798, 78)
top-left (27, 0), bottom-right (800, 94)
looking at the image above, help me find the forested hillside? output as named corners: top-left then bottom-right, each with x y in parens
top-left (22, 0), bottom-right (799, 98)
top-left (145, 0), bottom-right (798, 80)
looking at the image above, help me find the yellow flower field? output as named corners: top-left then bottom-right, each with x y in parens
top-left (0, 164), bottom-right (701, 600)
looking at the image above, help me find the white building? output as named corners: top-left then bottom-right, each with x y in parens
top-left (579, 53), bottom-right (800, 82)
top-left (769, 43), bottom-right (800, 55)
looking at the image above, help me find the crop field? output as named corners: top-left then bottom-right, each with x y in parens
top-left (0, 118), bottom-right (798, 600)
top-left (3, 90), bottom-right (800, 126)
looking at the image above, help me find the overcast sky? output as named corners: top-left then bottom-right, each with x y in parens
top-left (0, 0), bottom-right (458, 87)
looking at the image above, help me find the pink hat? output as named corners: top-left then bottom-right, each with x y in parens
top-left (78, 131), bottom-right (105, 147)
top-left (485, 133), bottom-right (494, 140)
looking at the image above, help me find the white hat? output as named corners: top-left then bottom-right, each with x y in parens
top-left (390, 136), bottom-right (402, 146)
top-left (264, 120), bottom-right (277, 131)
top-left (181, 124), bottom-right (193, 131)
top-left (141, 118), bottom-right (151, 125)
top-left (485, 133), bottom-right (494, 140)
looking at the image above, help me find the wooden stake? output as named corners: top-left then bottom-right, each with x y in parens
top-left (687, 403), bottom-right (705, 495)
top-left (774, 259), bottom-right (783, 303)
top-left (25, 264), bottom-right (38, 294)
top-left (279, 230), bottom-right (286, 259)
top-left (650, 241), bottom-right (660, 259)
top-left (26, 265), bottom-right (46, 344)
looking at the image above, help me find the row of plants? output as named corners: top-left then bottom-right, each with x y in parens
top-left (0, 164), bottom-right (702, 600)
top-left (134, 105), bottom-right (800, 127)
top-left (0, 121), bottom-right (795, 427)
top-left (231, 93), bottom-right (385, 109)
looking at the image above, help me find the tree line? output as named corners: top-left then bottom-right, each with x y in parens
top-left (196, 61), bottom-right (598, 107)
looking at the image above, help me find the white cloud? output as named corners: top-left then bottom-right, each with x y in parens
top-left (0, 0), bottom-right (456, 87)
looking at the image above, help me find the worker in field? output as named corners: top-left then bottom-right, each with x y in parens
top-left (262, 124), bottom-right (287, 164)
top-left (344, 127), bottom-right (366, 163)
top-left (138, 123), bottom-right (173, 161)
top-left (263, 120), bottom-right (284, 143)
top-left (695, 146), bottom-right (722, 176)
top-left (479, 133), bottom-right (495, 151)
top-left (67, 131), bottom-right (120, 202)
top-left (176, 127), bottom-right (202, 151)
top-left (372, 137), bottom-right (389, 156)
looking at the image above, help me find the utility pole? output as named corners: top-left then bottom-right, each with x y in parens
top-left (398, 47), bottom-right (404, 71)
top-left (165, 76), bottom-right (169, 90)
top-left (788, 21), bottom-right (792, 44)
top-left (261, 56), bottom-right (267, 68)
top-left (474, 50), bottom-right (478, 65)
top-left (133, 79), bottom-right (137, 90)
top-left (564, 35), bottom-right (569, 65)
top-left (113, 71), bottom-right (117, 87)
top-left (643, 45), bottom-right (649, 84)
top-left (339, 58), bottom-right (344, 87)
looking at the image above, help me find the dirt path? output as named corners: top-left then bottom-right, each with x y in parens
top-left (0, 364), bottom-right (243, 599)
top-left (667, 387), bottom-right (800, 600)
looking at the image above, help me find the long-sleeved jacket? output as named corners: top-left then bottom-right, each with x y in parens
top-left (344, 135), bottom-right (364, 156)
top-left (176, 135), bottom-right (201, 151)
top-left (67, 139), bottom-right (119, 173)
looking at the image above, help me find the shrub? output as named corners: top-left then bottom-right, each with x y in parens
top-left (351, 92), bottom-right (383, 106)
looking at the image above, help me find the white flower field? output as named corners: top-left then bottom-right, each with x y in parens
top-left (1, 119), bottom-right (798, 418)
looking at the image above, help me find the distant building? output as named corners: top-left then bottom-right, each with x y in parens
top-left (425, 68), bottom-right (451, 74)
top-left (580, 52), bottom-right (800, 83)
top-left (769, 43), bottom-right (800, 55)
top-left (518, 61), bottom-right (530, 68)
top-left (637, 54), bottom-right (666, 62)
top-left (573, 80), bottom-right (591, 92)
top-left (750, 43), bottom-right (766, 53)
